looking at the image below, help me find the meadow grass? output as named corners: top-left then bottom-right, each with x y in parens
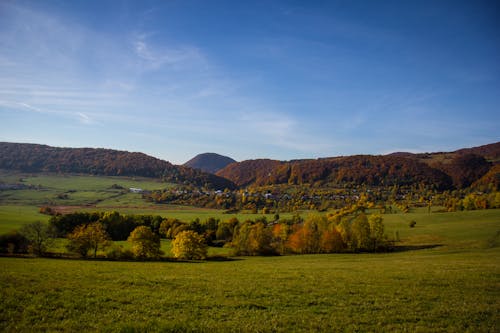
top-left (0, 171), bottom-right (168, 208)
top-left (0, 205), bottom-right (50, 234)
top-left (1, 247), bottom-right (498, 332)
top-left (383, 209), bottom-right (500, 249)
top-left (0, 171), bottom-right (168, 191)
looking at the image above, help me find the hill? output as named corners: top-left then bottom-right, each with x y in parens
top-left (216, 142), bottom-right (499, 189)
top-left (0, 142), bottom-right (236, 190)
top-left (183, 153), bottom-right (236, 174)
top-left (217, 155), bottom-right (453, 189)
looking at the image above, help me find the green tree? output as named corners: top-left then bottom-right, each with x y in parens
top-left (231, 221), bottom-right (253, 255)
top-left (67, 222), bottom-right (110, 258)
top-left (159, 218), bottom-right (188, 239)
top-left (368, 214), bottom-right (385, 250)
top-left (20, 221), bottom-right (55, 256)
top-left (248, 222), bottom-right (274, 255)
top-left (172, 230), bottom-right (208, 260)
top-left (127, 226), bottom-right (162, 259)
top-left (350, 213), bottom-right (371, 251)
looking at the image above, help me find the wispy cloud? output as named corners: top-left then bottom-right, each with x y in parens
top-left (76, 112), bottom-right (92, 125)
top-left (132, 35), bottom-right (206, 71)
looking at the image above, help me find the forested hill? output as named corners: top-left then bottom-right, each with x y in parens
top-left (0, 142), bottom-right (236, 190)
top-left (216, 156), bottom-right (454, 189)
top-left (183, 153), bottom-right (236, 174)
top-left (216, 142), bottom-right (500, 189)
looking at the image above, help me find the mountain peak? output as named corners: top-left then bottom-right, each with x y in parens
top-left (184, 153), bottom-right (236, 174)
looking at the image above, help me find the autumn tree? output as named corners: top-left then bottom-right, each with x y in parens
top-left (271, 223), bottom-right (290, 254)
top-left (350, 213), bottom-right (371, 251)
top-left (215, 217), bottom-right (239, 242)
top-left (20, 221), bottom-right (55, 256)
top-left (231, 221), bottom-right (275, 256)
top-left (66, 222), bottom-right (110, 258)
top-left (320, 227), bottom-right (344, 253)
top-left (368, 214), bottom-right (385, 250)
top-left (287, 214), bottom-right (324, 254)
top-left (127, 226), bottom-right (162, 259)
top-left (172, 230), bottom-right (207, 260)
top-left (159, 218), bottom-right (187, 239)
top-left (248, 222), bottom-right (275, 255)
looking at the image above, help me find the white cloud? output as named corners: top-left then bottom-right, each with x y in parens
top-left (132, 35), bottom-right (206, 71)
top-left (76, 112), bottom-right (92, 124)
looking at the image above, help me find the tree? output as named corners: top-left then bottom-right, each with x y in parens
top-left (66, 222), bottom-right (110, 258)
top-left (350, 213), bottom-right (371, 251)
top-left (231, 221), bottom-right (253, 255)
top-left (287, 215), bottom-right (323, 254)
top-left (248, 222), bottom-right (274, 255)
top-left (127, 226), bottom-right (162, 259)
top-left (159, 218), bottom-right (186, 239)
top-left (320, 228), bottom-right (344, 253)
top-left (368, 214), bottom-right (385, 250)
top-left (172, 231), bottom-right (208, 260)
top-left (20, 221), bottom-right (55, 256)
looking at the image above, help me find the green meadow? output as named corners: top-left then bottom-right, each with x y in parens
top-left (1, 246), bottom-right (499, 331)
top-left (0, 171), bottom-right (499, 331)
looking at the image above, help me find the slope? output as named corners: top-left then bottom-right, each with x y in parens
top-left (183, 153), bottom-right (236, 174)
top-left (0, 142), bottom-right (236, 190)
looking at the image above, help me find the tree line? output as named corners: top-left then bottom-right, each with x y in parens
top-left (0, 208), bottom-right (390, 259)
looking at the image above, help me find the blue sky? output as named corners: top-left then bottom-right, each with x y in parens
top-left (1, 0), bottom-right (499, 164)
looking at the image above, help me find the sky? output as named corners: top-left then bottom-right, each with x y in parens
top-left (0, 0), bottom-right (499, 164)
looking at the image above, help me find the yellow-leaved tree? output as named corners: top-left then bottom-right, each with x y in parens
top-left (127, 226), bottom-right (162, 259)
top-left (172, 230), bottom-right (207, 260)
top-left (67, 222), bottom-right (110, 258)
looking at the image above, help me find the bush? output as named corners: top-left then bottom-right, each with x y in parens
top-left (106, 244), bottom-right (134, 260)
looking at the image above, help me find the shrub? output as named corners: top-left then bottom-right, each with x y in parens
top-left (106, 244), bottom-right (134, 260)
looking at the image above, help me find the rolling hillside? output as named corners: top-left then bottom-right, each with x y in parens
top-left (216, 142), bottom-right (499, 189)
top-left (0, 142), bottom-right (236, 190)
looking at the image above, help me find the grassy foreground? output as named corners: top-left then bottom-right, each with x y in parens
top-left (1, 248), bottom-right (499, 332)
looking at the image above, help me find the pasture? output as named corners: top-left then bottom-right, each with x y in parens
top-left (1, 246), bottom-right (499, 332)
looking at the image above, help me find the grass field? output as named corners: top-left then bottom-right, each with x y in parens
top-left (1, 246), bottom-right (499, 332)
top-left (0, 211), bottom-right (499, 332)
